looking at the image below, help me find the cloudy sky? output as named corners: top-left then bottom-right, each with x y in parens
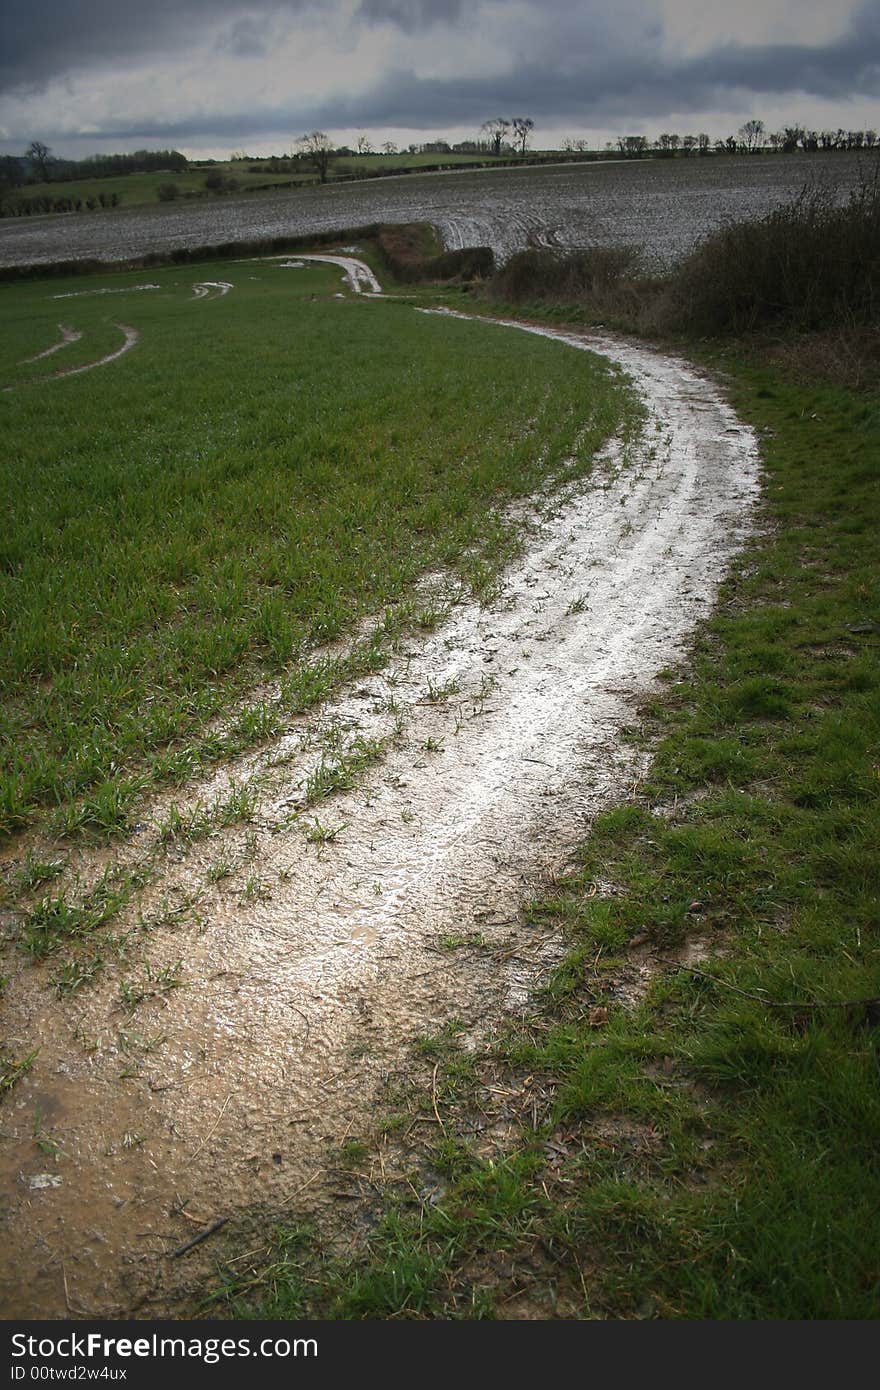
top-left (1, 0), bottom-right (879, 159)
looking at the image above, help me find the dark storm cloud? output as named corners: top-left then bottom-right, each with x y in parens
top-left (0, 0), bottom-right (301, 93)
top-left (326, 5), bottom-right (880, 127)
top-left (139, 6), bottom-right (880, 140)
top-left (2, 0), bottom-right (879, 143)
top-left (0, 0), bottom-right (467, 94)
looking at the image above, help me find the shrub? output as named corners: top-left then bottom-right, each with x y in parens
top-left (157, 182), bottom-right (179, 202)
top-left (376, 223), bottom-right (494, 283)
top-left (204, 173), bottom-right (239, 194)
top-left (665, 171), bottom-right (880, 332)
top-left (489, 244), bottom-right (641, 301)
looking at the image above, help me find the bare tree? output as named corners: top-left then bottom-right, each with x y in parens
top-left (27, 140), bottom-right (52, 182)
top-left (381, 140), bottom-right (398, 155)
top-left (297, 131), bottom-right (334, 183)
top-left (617, 134), bottom-right (649, 158)
top-left (511, 116), bottom-right (534, 154)
top-left (356, 133), bottom-right (373, 155)
top-left (481, 118), bottom-right (510, 156)
top-left (738, 119), bottom-right (765, 153)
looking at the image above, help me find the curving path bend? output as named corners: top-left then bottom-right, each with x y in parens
top-left (0, 259), bottom-right (762, 1317)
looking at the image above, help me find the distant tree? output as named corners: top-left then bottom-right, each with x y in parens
top-left (26, 140), bottom-right (52, 182)
top-left (696, 132), bottom-right (711, 155)
top-left (381, 140), bottom-right (398, 155)
top-left (865, 129), bottom-right (877, 148)
top-left (617, 135), bottom-right (649, 158)
top-left (481, 118), bottom-right (510, 156)
top-left (511, 116), bottom-right (534, 154)
top-left (656, 132), bottom-right (679, 155)
top-left (738, 119), bottom-right (765, 152)
top-left (782, 126), bottom-right (804, 153)
top-left (682, 135), bottom-right (697, 156)
top-left (356, 133), bottom-right (373, 155)
top-left (766, 130), bottom-right (784, 152)
top-left (298, 130), bottom-right (334, 182)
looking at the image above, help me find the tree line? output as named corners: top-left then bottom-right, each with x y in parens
top-left (610, 122), bottom-right (878, 159)
top-left (1, 143), bottom-right (188, 192)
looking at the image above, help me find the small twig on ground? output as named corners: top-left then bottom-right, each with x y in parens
top-left (225, 1245), bottom-right (268, 1267)
top-left (175, 1202), bottom-right (209, 1227)
top-left (169, 1217), bottom-right (228, 1259)
top-left (190, 1093), bottom-right (232, 1159)
top-left (289, 1006), bottom-right (311, 1044)
top-left (61, 1261), bottom-right (88, 1316)
top-left (279, 1169), bottom-right (321, 1208)
top-left (431, 1063), bottom-right (446, 1133)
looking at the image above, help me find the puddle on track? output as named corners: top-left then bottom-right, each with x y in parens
top-left (0, 322), bottom-right (761, 1318)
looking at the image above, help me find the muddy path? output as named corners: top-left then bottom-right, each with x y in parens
top-left (0, 303), bottom-right (761, 1319)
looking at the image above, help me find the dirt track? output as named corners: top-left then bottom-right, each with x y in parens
top-left (0, 279), bottom-right (761, 1318)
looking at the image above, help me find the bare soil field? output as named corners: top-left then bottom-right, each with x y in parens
top-left (0, 152), bottom-right (872, 272)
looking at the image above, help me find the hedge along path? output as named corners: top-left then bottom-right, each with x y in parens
top-left (0, 259), bottom-right (761, 1318)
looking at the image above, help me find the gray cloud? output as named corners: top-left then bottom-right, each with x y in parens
top-left (0, 0), bottom-right (471, 95)
top-left (215, 16), bottom-right (273, 59)
top-left (320, 4), bottom-right (880, 126)
top-left (355, 0), bottom-right (465, 30)
top-left (0, 1), bottom-right (315, 93)
top-left (2, 0), bottom-right (878, 147)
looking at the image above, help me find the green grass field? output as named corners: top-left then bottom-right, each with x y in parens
top-left (2, 230), bottom-right (877, 1320)
top-left (6, 166), bottom-right (316, 209)
top-left (0, 256), bottom-right (631, 840)
top-left (10, 152), bottom-right (522, 212)
top-left (332, 152), bottom-right (510, 173)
